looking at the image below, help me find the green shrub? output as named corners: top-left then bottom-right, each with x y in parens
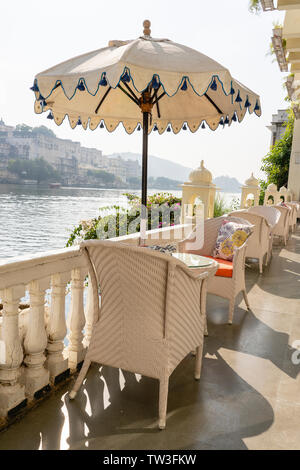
top-left (66, 192), bottom-right (182, 247)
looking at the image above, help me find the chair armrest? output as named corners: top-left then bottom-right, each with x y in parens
top-left (232, 242), bottom-right (247, 279)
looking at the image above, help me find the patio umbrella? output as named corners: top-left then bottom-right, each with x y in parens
top-left (31, 20), bottom-right (261, 236)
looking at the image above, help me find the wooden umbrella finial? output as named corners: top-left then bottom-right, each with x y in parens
top-left (143, 20), bottom-right (151, 37)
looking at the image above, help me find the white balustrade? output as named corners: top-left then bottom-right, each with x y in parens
top-left (0, 285), bottom-right (26, 418)
top-left (0, 224), bottom-right (190, 421)
top-left (67, 268), bottom-right (87, 371)
top-left (45, 273), bottom-right (69, 383)
top-left (23, 279), bottom-right (50, 398)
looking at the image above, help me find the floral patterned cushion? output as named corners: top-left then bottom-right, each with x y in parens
top-left (213, 219), bottom-right (252, 261)
top-left (143, 244), bottom-right (177, 255)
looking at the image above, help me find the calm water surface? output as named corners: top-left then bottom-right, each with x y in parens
top-left (0, 184), bottom-right (239, 260)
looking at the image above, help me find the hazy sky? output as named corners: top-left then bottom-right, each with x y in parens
top-left (0, 0), bottom-right (286, 182)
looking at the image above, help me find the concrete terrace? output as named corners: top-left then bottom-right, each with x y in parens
top-left (0, 228), bottom-right (299, 450)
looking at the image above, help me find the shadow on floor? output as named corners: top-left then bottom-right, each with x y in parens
top-left (0, 353), bottom-right (275, 450)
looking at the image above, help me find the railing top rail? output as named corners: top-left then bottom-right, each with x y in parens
top-left (0, 224), bottom-right (193, 290)
top-left (0, 246), bottom-right (81, 275)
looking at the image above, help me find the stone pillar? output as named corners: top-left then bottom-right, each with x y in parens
top-left (288, 118), bottom-right (300, 201)
top-left (180, 160), bottom-right (218, 222)
top-left (67, 268), bottom-right (86, 370)
top-left (240, 173), bottom-right (260, 208)
top-left (0, 286), bottom-right (26, 418)
top-left (45, 273), bottom-right (69, 383)
top-left (24, 279), bottom-right (50, 398)
top-left (279, 186), bottom-right (288, 202)
top-left (264, 183), bottom-right (280, 205)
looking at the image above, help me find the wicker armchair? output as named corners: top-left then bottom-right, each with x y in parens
top-left (285, 202), bottom-right (298, 232)
top-left (69, 240), bottom-right (210, 429)
top-left (228, 210), bottom-right (270, 274)
top-left (178, 216), bottom-right (253, 325)
top-left (273, 205), bottom-right (290, 245)
top-left (248, 206), bottom-right (281, 259)
top-left (291, 201), bottom-right (300, 220)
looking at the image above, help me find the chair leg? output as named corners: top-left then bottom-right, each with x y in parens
top-left (69, 359), bottom-right (91, 399)
top-left (158, 376), bottom-right (169, 430)
top-left (228, 298), bottom-right (235, 324)
top-left (259, 258), bottom-right (263, 274)
top-left (243, 290), bottom-right (250, 310)
top-left (194, 343), bottom-right (204, 380)
top-left (204, 313), bottom-right (208, 336)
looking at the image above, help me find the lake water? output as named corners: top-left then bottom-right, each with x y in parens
top-left (0, 184), bottom-right (240, 260)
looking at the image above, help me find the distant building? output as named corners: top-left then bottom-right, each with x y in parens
top-left (267, 109), bottom-right (289, 147)
top-left (0, 119), bottom-right (141, 185)
top-left (125, 159), bottom-right (141, 179)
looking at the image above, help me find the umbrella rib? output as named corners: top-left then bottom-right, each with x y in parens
top-left (204, 93), bottom-right (223, 114)
top-left (122, 82), bottom-right (140, 103)
top-left (95, 86), bottom-right (112, 114)
top-left (156, 99), bottom-right (161, 118)
top-left (117, 84), bottom-right (140, 107)
top-left (150, 85), bottom-right (161, 118)
top-left (152, 91), bottom-right (166, 106)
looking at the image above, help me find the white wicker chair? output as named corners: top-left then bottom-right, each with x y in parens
top-left (228, 210), bottom-right (270, 274)
top-left (285, 202), bottom-right (298, 232)
top-left (248, 206), bottom-right (281, 260)
top-left (178, 216), bottom-right (253, 325)
top-left (273, 205), bottom-right (290, 245)
top-left (291, 201), bottom-right (300, 219)
top-left (69, 240), bottom-right (210, 429)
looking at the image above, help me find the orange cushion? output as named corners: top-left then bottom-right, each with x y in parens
top-left (205, 256), bottom-right (233, 278)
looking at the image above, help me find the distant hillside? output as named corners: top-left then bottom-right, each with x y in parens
top-left (107, 153), bottom-right (242, 192)
top-left (106, 152), bottom-right (192, 181)
top-left (213, 176), bottom-right (242, 193)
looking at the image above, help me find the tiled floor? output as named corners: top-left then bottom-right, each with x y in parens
top-left (0, 228), bottom-right (299, 450)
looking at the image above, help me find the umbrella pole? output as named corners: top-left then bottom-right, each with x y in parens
top-left (141, 110), bottom-right (149, 243)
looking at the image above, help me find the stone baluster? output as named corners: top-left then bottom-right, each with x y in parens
top-left (45, 273), bottom-right (69, 383)
top-left (83, 274), bottom-right (95, 349)
top-left (67, 268), bottom-right (86, 370)
top-left (0, 286), bottom-right (26, 418)
top-left (24, 279), bottom-right (50, 398)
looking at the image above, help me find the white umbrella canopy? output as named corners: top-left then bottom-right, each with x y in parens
top-left (33, 21), bottom-right (261, 133)
top-left (32, 20), bottom-right (261, 235)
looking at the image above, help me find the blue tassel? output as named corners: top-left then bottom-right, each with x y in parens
top-left (30, 82), bottom-right (39, 92)
top-left (254, 101), bottom-right (260, 111)
top-left (121, 70), bottom-right (130, 83)
top-left (219, 117), bottom-right (224, 126)
top-left (245, 98), bottom-right (251, 108)
top-left (230, 86), bottom-right (235, 95)
top-left (152, 76), bottom-right (160, 90)
top-left (235, 91), bottom-right (242, 103)
top-left (181, 78), bottom-right (188, 91)
top-left (137, 124), bottom-right (141, 131)
top-left (41, 99), bottom-right (47, 107)
top-left (77, 81), bottom-right (85, 91)
top-left (166, 125), bottom-right (171, 132)
top-left (232, 113), bottom-right (237, 122)
top-left (100, 122), bottom-right (104, 128)
top-left (201, 122), bottom-right (206, 129)
top-left (77, 118), bottom-right (82, 126)
top-left (100, 74), bottom-right (107, 86)
top-left (153, 124), bottom-right (158, 131)
top-left (38, 93), bottom-right (44, 101)
top-left (47, 111), bottom-right (54, 120)
top-left (182, 124), bottom-right (187, 130)
top-left (210, 78), bottom-right (217, 91)
top-left (224, 116), bottom-right (229, 124)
